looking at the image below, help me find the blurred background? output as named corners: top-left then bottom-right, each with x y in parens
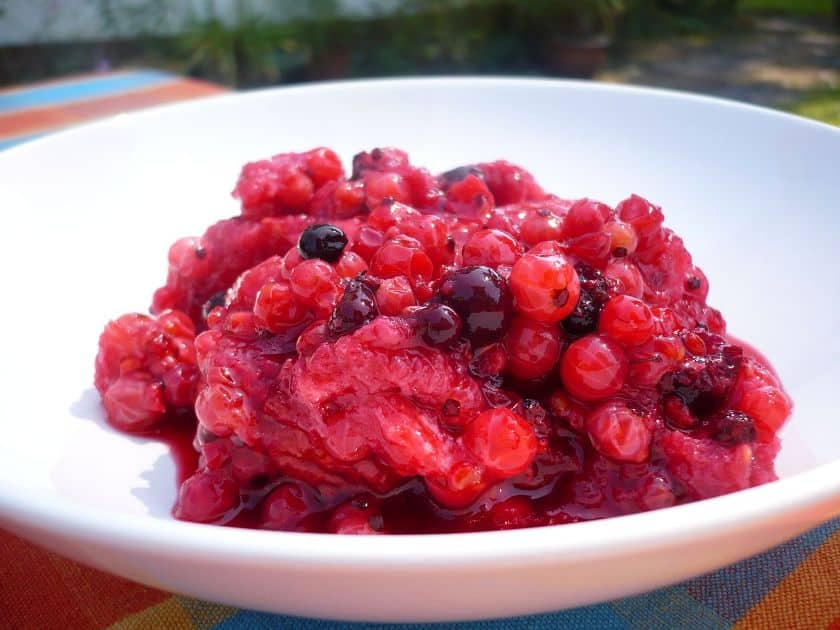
top-left (0, 0), bottom-right (838, 125)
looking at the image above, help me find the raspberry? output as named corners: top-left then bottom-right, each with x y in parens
top-left (233, 158), bottom-right (314, 219)
top-left (560, 334), bottom-right (628, 402)
top-left (509, 243), bottom-right (580, 323)
top-left (95, 311), bottom-right (198, 431)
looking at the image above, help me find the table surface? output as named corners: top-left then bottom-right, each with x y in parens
top-left (1, 70), bottom-right (838, 630)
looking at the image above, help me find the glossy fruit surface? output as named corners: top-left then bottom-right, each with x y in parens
top-left (95, 146), bottom-right (791, 534)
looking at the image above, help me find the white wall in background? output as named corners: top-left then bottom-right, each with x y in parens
top-left (0, 0), bottom-right (402, 46)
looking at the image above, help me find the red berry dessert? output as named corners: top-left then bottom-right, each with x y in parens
top-left (94, 147), bottom-right (791, 534)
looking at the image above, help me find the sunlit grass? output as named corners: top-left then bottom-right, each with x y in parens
top-left (739, 0), bottom-right (834, 15)
top-left (785, 88), bottom-right (840, 126)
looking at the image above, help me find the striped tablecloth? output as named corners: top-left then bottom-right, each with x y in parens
top-left (0, 69), bottom-right (225, 149)
top-left (1, 70), bottom-right (838, 630)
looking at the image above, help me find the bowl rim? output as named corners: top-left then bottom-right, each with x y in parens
top-left (1, 76), bottom-right (839, 567)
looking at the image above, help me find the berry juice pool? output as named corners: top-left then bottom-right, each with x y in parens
top-left (94, 147), bottom-right (791, 534)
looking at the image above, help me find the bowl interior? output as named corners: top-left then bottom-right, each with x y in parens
top-left (0, 78), bottom-right (837, 521)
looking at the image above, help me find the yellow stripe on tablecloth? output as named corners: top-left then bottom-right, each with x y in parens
top-left (107, 596), bottom-right (194, 630)
top-left (734, 529), bottom-right (840, 630)
top-left (177, 596), bottom-right (238, 629)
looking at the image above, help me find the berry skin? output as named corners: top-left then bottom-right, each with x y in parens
top-left (604, 221), bottom-right (638, 257)
top-left (438, 265), bottom-right (513, 346)
top-left (464, 408), bottom-right (538, 478)
top-left (365, 172), bottom-right (411, 207)
top-left (599, 295), bottom-right (655, 347)
top-left (504, 317), bottom-right (562, 380)
top-left (617, 194), bottom-right (664, 237)
top-left (375, 276), bottom-right (417, 315)
top-left (605, 259), bottom-right (645, 298)
top-left (560, 334), bottom-right (628, 401)
top-left (370, 235), bottom-right (434, 290)
top-left (95, 311), bottom-right (198, 430)
top-left (233, 158), bottom-right (314, 218)
top-left (561, 263), bottom-right (611, 337)
top-left (328, 278), bottom-right (379, 336)
top-left (462, 229), bottom-right (522, 268)
top-left (586, 401), bottom-right (652, 463)
top-left (561, 198), bottom-right (610, 240)
top-left (253, 282), bottom-right (309, 333)
top-left (334, 251), bottom-right (368, 279)
top-left (101, 146), bottom-right (792, 535)
top-left (260, 482), bottom-right (321, 531)
top-left (289, 259), bottom-right (341, 318)
top-left (175, 470), bottom-right (240, 523)
top-left (415, 304), bottom-right (462, 348)
top-left (509, 243), bottom-right (580, 324)
top-left (102, 374), bottom-right (166, 432)
top-left (298, 224), bottom-right (348, 263)
top-left (519, 210), bottom-right (563, 246)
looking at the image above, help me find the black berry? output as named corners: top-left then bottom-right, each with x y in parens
top-left (298, 224), bottom-right (348, 263)
top-left (415, 304), bottom-right (462, 348)
top-left (438, 265), bottom-right (513, 347)
top-left (328, 279), bottom-right (378, 336)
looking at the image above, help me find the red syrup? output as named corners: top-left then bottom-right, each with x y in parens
top-left (93, 147), bottom-right (793, 534)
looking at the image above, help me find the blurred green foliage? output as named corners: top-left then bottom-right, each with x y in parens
top-left (2, 0), bottom-right (837, 88)
top-left (786, 88), bottom-right (840, 126)
top-left (739, 0), bottom-right (834, 15)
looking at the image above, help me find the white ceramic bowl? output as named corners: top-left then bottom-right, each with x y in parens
top-left (0, 78), bottom-right (838, 623)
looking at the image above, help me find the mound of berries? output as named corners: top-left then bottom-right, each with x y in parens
top-left (94, 146), bottom-right (791, 533)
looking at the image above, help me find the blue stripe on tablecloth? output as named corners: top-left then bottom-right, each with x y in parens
top-left (685, 517), bottom-right (840, 623)
top-left (0, 132), bottom-right (42, 150)
top-left (610, 585), bottom-right (728, 630)
top-left (0, 70), bottom-right (173, 113)
top-left (212, 604), bottom-right (630, 630)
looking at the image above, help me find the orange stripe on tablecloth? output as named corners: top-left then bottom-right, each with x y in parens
top-left (0, 529), bottom-right (170, 630)
top-left (733, 528), bottom-right (840, 630)
top-left (0, 79), bottom-right (226, 138)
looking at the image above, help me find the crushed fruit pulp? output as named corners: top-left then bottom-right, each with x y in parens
top-left (94, 146), bottom-right (791, 534)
